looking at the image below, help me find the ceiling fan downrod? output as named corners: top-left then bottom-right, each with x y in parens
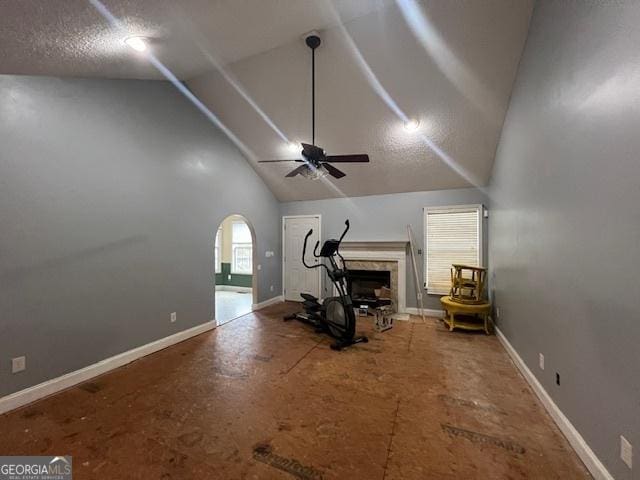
top-left (305, 33), bottom-right (321, 147)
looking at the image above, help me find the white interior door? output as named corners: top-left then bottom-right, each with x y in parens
top-left (283, 216), bottom-right (321, 301)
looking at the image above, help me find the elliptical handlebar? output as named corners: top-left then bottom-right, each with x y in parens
top-left (336, 219), bottom-right (349, 269)
top-left (302, 229), bottom-right (328, 272)
top-left (338, 220), bottom-right (350, 243)
top-left (301, 229), bottom-right (313, 268)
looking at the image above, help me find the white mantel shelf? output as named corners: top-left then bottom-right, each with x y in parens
top-left (340, 241), bottom-right (408, 251)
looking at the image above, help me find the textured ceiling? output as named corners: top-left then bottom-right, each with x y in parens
top-left (1, 0), bottom-right (533, 201)
top-left (0, 0), bottom-right (391, 79)
top-left (187, 1), bottom-right (534, 200)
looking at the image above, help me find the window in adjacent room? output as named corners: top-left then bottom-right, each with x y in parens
top-left (232, 221), bottom-right (253, 274)
top-left (424, 205), bottom-right (483, 295)
top-left (215, 228), bottom-right (222, 274)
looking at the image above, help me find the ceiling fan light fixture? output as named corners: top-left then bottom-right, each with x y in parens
top-left (259, 33), bottom-right (369, 179)
top-left (124, 36), bottom-right (148, 52)
top-left (404, 118), bottom-right (420, 132)
top-left (302, 164), bottom-right (328, 180)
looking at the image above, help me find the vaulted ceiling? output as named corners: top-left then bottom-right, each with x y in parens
top-left (0, 0), bottom-right (534, 201)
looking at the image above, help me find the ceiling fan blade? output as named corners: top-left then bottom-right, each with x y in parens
top-left (324, 154), bottom-right (369, 163)
top-left (258, 159), bottom-right (301, 163)
top-left (301, 143), bottom-right (324, 160)
top-left (322, 163), bottom-right (346, 179)
top-left (285, 165), bottom-right (310, 177)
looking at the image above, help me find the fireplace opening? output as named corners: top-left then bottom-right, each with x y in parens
top-left (347, 269), bottom-right (391, 308)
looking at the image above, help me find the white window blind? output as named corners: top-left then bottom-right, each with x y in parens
top-left (424, 205), bottom-right (482, 294)
top-left (232, 222), bottom-right (253, 274)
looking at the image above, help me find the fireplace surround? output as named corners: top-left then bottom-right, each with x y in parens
top-left (338, 241), bottom-right (408, 313)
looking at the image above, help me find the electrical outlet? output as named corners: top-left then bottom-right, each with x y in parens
top-left (257, 264), bottom-right (262, 271)
top-left (496, 307), bottom-right (501, 320)
top-left (170, 312), bottom-right (177, 323)
top-left (539, 353), bottom-right (545, 370)
top-left (270, 285), bottom-right (274, 292)
top-left (12, 356), bottom-right (26, 374)
top-left (227, 274), bottom-right (231, 280)
top-left (621, 435), bottom-right (633, 469)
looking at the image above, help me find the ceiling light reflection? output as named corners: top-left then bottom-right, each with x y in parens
top-left (124, 36), bottom-right (147, 52)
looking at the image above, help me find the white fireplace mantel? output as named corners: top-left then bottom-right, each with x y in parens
top-left (340, 241), bottom-right (408, 251)
top-left (340, 241), bottom-right (408, 313)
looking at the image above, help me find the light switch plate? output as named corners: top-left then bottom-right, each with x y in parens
top-left (539, 353), bottom-right (545, 370)
top-left (12, 356), bottom-right (26, 373)
top-left (170, 312), bottom-right (177, 323)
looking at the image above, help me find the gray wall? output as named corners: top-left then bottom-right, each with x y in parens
top-left (281, 188), bottom-right (488, 310)
top-left (0, 75), bottom-right (281, 397)
top-left (489, 1), bottom-right (640, 478)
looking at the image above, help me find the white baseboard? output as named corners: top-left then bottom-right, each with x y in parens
top-left (405, 307), bottom-right (444, 318)
top-left (0, 321), bottom-right (215, 415)
top-left (252, 295), bottom-right (283, 311)
top-left (215, 285), bottom-right (252, 293)
top-left (495, 328), bottom-right (613, 480)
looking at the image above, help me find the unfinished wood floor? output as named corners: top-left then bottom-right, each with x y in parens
top-left (0, 302), bottom-right (590, 479)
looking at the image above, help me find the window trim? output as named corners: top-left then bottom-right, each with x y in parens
top-left (424, 204), bottom-right (483, 295)
top-left (231, 221), bottom-right (253, 275)
top-left (215, 228), bottom-right (222, 274)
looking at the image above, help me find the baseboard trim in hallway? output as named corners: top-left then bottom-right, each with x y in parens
top-left (496, 328), bottom-right (614, 480)
top-left (0, 321), bottom-right (216, 416)
top-left (252, 295), bottom-right (284, 311)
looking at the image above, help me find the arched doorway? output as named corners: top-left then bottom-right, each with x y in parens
top-left (214, 214), bottom-right (257, 325)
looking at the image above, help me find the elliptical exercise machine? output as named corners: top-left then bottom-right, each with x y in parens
top-left (284, 220), bottom-right (368, 351)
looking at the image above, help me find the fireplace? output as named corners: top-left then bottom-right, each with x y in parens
top-left (347, 269), bottom-right (391, 308)
top-left (335, 241), bottom-right (408, 314)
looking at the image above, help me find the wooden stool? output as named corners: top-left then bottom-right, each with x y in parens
top-left (440, 296), bottom-right (491, 334)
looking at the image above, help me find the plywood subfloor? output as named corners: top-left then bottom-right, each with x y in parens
top-left (0, 302), bottom-right (590, 479)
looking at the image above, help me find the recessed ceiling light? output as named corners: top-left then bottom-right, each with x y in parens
top-left (404, 118), bottom-right (420, 132)
top-left (124, 36), bottom-right (148, 52)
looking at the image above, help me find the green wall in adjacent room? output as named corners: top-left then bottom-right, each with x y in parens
top-left (215, 262), bottom-right (252, 288)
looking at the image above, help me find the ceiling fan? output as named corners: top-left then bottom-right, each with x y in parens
top-left (258, 33), bottom-right (369, 179)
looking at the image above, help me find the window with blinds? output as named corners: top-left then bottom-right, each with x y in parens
top-left (424, 205), bottom-right (482, 294)
top-left (231, 222), bottom-right (253, 274)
